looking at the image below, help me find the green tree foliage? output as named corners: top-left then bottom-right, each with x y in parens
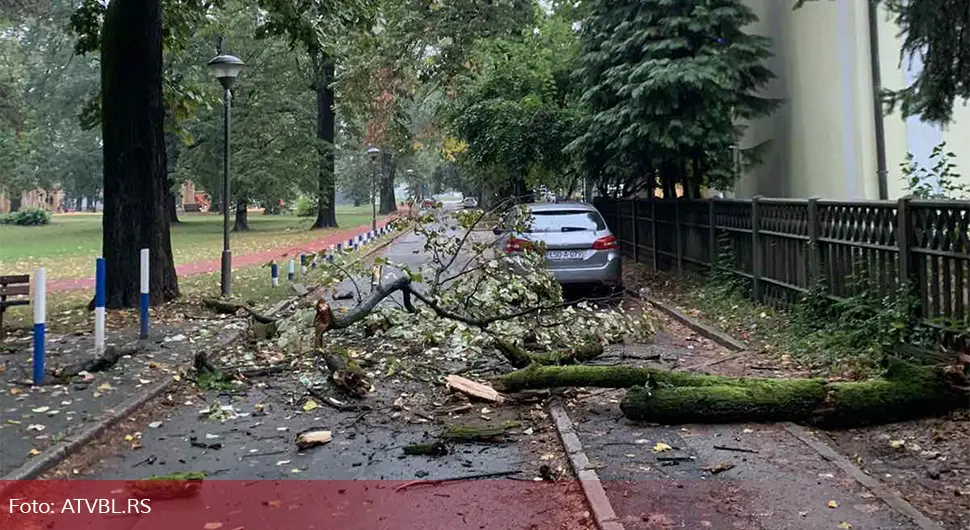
top-left (0, 0), bottom-right (102, 206)
top-left (571, 0), bottom-right (779, 198)
top-left (444, 6), bottom-right (584, 202)
top-left (171, 0), bottom-right (317, 226)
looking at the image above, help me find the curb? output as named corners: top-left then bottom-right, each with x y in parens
top-left (1, 378), bottom-right (174, 483)
top-left (781, 422), bottom-right (942, 530)
top-left (638, 293), bottom-right (748, 352)
top-left (549, 403), bottom-right (625, 530)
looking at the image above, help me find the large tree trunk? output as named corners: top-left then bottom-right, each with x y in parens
top-left (311, 54), bottom-right (337, 229)
top-left (100, 0), bottom-right (179, 308)
top-left (166, 176), bottom-right (180, 223)
top-left (233, 201), bottom-right (249, 231)
top-left (493, 361), bottom-right (968, 429)
top-left (164, 131), bottom-right (180, 223)
top-left (379, 151), bottom-right (396, 215)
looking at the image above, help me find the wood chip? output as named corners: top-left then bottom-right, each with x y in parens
top-left (295, 430), bottom-right (333, 449)
top-left (445, 375), bottom-right (504, 403)
top-left (702, 462), bottom-right (735, 475)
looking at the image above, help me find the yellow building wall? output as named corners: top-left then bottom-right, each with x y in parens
top-left (738, 0), bottom-right (970, 200)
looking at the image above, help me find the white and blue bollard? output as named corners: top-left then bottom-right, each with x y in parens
top-left (94, 257), bottom-right (106, 354)
top-left (300, 254), bottom-right (307, 274)
top-left (310, 254), bottom-right (317, 269)
top-left (139, 248), bottom-right (149, 340)
top-left (347, 238), bottom-right (354, 249)
top-left (336, 242), bottom-right (342, 253)
top-left (271, 262), bottom-right (279, 287)
top-left (287, 259), bottom-right (295, 281)
top-left (32, 268), bottom-right (46, 386)
top-left (328, 246), bottom-right (334, 263)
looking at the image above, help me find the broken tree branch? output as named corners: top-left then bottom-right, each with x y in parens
top-left (393, 470), bottom-right (522, 493)
top-left (202, 298), bottom-right (276, 323)
top-left (53, 344), bottom-right (140, 378)
top-left (493, 338), bottom-right (604, 369)
top-left (320, 348), bottom-right (371, 398)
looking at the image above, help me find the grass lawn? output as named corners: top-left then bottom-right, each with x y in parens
top-left (0, 222), bottom-right (400, 333)
top-left (0, 206), bottom-right (373, 280)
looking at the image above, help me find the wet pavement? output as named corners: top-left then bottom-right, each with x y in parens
top-left (567, 396), bottom-right (917, 529)
top-left (0, 321), bottom-right (244, 477)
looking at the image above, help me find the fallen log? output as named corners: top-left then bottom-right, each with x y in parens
top-left (493, 338), bottom-right (604, 369)
top-left (321, 348), bottom-right (371, 398)
top-left (619, 360), bottom-right (967, 428)
top-left (494, 360), bottom-right (967, 428)
top-left (492, 364), bottom-right (743, 392)
top-left (202, 298), bottom-right (276, 323)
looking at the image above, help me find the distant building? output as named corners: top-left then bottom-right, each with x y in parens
top-left (0, 187), bottom-right (64, 214)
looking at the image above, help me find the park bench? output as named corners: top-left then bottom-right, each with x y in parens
top-left (0, 274), bottom-right (30, 340)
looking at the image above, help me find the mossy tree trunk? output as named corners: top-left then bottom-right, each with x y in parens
top-left (494, 361), bottom-right (967, 428)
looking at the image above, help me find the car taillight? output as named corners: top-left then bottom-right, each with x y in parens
top-left (592, 235), bottom-right (617, 250)
top-left (506, 237), bottom-right (532, 253)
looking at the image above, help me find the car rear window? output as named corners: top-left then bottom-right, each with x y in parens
top-left (526, 210), bottom-right (607, 233)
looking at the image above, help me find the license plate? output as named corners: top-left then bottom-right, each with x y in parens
top-left (546, 250), bottom-right (584, 261)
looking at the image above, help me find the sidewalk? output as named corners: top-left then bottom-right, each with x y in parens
top-left (557, 329), bottom-right (930, 530)
top-left (0, 319), bottom-right (246, 478)
top-left (47, 216), bottom-right (398, 292)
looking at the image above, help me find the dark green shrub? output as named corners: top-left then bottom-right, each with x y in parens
top-left (0, 208), bottom-right (51, 226)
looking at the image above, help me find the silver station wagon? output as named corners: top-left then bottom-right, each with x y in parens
top-left (494, 202), bottom-right (621, 289)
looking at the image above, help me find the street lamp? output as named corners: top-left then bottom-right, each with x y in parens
top-left (367, 145), bottom-right (380, 231)
top-left (406, 169), bottom-right (415, 200)
top-left (207, 54), bottom-right (244, 298)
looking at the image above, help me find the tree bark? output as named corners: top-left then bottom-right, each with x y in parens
top-left (233, 200), bottom-right (249, 231)
top-left (492, 361), bottom-right (967, 429)
top-left (493, 338), bottom-right (604, 369)
top-left (165, 131), bottom-right (180, 223)
top-left (311, 54), bottom-right (337, 229)
top-left (321, 348), bottom-right (370, 397)
top-left (99, 0), bottom-right (179, 308)
top-left (379, 151), bottom-right (396, 215)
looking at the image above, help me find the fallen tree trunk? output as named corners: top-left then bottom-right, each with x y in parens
top-left (492, 364), bottom-right (743, 392)
top-left (493, 338), bottom-right (604, 369)
top-left (496, 360), bottom-right (968, 428)
top-left (320, 348), bottom-right (371, 398)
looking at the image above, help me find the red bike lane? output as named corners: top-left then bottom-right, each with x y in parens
top-left (47, 217), bottom-right (399, 292)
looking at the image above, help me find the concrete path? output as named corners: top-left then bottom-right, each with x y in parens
top-left (0, 320), bottom-right (245, 477)
top-left (565, 395), bottom-right (917, 530)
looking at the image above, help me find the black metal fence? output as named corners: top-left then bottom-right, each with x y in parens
top-left (594, 196), bottom-right (970, 331)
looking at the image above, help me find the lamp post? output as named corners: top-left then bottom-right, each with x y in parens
top-left (367, 145), bottom-right (380, 231)
top-left (406, 168), bottom-right (415, 200)
top-left (207, 54), bottom-right (244, 298)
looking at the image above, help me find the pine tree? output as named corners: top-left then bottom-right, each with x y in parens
top-left (571, 0), bottom-right (779, 197)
